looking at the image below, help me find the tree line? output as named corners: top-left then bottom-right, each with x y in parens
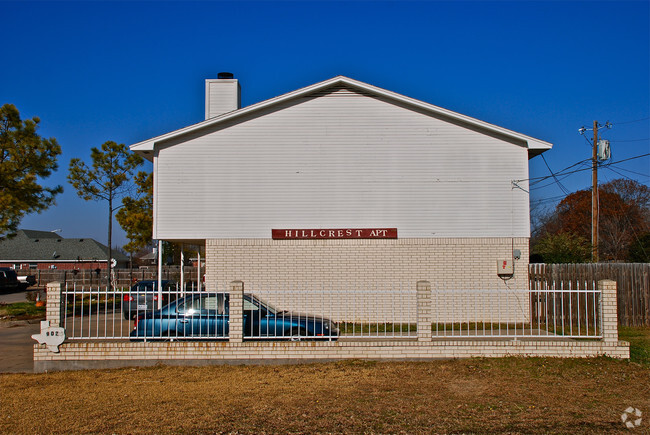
top-left (531, 179), bottom-right (650, 263)
top-left (1, 104), bottom-right (152, 276)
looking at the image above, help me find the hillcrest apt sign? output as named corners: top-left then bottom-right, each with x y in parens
top-left (272, 228), bottom-right (398, 240)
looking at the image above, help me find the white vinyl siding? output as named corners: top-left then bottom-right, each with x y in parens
top-left (205, 79), bottom-right (240, 119)
top-left (154, 89), bottom-right (530, 239)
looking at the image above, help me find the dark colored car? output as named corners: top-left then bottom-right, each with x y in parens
top-left (122, 280), bottom-right (178, 320)
top-left (0, 268), bottom-right (21, 292)
top-left (130, 293), bottom-right (339, 341)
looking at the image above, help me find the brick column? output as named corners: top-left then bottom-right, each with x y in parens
top-left (599, 279), bottom-right (618, 344)
top-left (46, 282), bottom-right (63, 328)
top-left (229, 280), bottom-right (244, 343)
top-left (417, 280), bottom-right (432, 342)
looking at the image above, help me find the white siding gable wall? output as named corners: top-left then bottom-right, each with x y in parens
top-left (154, 88), bottom-right (530, 239)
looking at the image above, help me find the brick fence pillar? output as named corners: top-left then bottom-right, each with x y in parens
top-left (599, 279), bottom-right (618, 344)
top-left (417, 280), bottom-right (432, 342)
top-left (46, 282), bottom-right (63, 328)
top-left (229, 280), bottom-right (244, 343)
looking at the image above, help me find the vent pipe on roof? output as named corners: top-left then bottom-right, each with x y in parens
top-left (205, 72), bottom-right (241, 119)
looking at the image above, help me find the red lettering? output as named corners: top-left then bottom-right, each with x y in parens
top-left (273, 228), bottom-right (397, 239)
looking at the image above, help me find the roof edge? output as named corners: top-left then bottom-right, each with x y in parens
top-left (130, 75), bottom-right (553, 159)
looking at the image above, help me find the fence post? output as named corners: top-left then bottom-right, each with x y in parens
top-left (229, 280), bottom-right (244, 343)
top-left (46, 282), bottom-right (63, 328)
top-left (599, 279), bottom-right (618, 343)
top-left (417, 280), bottom-right (432, 342)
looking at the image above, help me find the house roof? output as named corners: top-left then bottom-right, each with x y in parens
top-left (130, 75), bottom-right (552, 160)
top-left (0, 230), bottom-right (129, 263)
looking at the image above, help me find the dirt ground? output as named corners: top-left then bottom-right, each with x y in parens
top-left (1, 357), bottom-right (648, 434)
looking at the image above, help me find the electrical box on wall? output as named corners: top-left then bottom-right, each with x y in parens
top-left (497, 259), bottom-right (514, 276)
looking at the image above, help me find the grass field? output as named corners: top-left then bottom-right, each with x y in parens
top-left (0, 301), bottom-right (45, 320)
top-left (1, 327), bottom-right (648, 434)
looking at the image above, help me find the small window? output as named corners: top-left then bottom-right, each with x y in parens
top-left (178, 294), bottom-right (225, 315)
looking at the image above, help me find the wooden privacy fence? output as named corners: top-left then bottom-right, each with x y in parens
top-left (529, 263), bottom-right (650, 327)
top-left (16, 267), bottom-right (201, 288)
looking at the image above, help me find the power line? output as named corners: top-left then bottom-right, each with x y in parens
top-left (611, 116), bottom-right (650, 126)
top-left (608, 153), bottom-right (650, 165)
top-left (606, 164), bottom-right (649, 178)
top-left (530, 168), bottom-right (588, 191)
top-left (530, 194), bottom-right (568, 205)
top-left (528, 158), bottom-right (592, 186)
top-left (541, 154), bottom-right (570, 195)
top-left (524, 153), bottom-right (650, 184)
top-left (606, 166), bottom-right (638, 182)
top-left (609, 138), bottom-right (650, 143)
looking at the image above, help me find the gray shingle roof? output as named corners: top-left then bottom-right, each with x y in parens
top-left (0, 230), bottom-right (129, 262)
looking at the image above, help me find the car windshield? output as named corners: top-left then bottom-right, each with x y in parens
top-left (133, 282), bottom-right (173, 292)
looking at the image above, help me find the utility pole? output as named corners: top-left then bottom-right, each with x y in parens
top-left (581, 120), bottom-right (611, 262)
top-left (591, 120), bottom-right (599, 262)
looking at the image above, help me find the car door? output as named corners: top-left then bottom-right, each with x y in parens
top-left (176, 294), bottom-right (228, 338)
top-left (243, 296), bottom-right (280, 338)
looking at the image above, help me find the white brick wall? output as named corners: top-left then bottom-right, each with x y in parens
top-left (205, 237), bottom-right (529, 322)
top-left (34, 339), bottom-right (631, 372)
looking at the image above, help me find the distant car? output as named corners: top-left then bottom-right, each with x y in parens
top-left (130, 292), bottom-right (339, 341)
top-left (122, 280), bottom-right (178, 320)
top-left (17, 275), bottom-right (36, 289)
top-left (0, 268), bottom-right (21, 292)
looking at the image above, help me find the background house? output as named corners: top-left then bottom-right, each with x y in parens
top-left (0, 229), bottom-right (129, 270)
top-left (130, 75), bottom-right (552, 295)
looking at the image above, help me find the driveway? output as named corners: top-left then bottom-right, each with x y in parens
top-left (0, 321), bottom-right (39, 373)
top-left (0, 289), bottom-right (42, 373)
top-left (0, 288), bottom-right (32, 304)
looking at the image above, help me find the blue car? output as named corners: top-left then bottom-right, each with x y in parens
top-left (130, 292), bottom-right (339, 341)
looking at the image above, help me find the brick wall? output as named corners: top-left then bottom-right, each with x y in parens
top-left (206, 237), bottom-right (529, 288)
top-left (34, 340), bottom-right (630, 372)
top-left (205, 237), bottom-right (529, 322)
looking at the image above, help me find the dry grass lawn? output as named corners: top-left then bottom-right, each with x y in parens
top-left (1, 355), bottom-right (649, 434)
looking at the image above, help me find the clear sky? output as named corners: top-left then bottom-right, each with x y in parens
top-left (3, 0), bottom-right (649, 249)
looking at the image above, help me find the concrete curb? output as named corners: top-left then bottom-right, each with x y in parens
top-left (0, 318), bottom-right (44, 328)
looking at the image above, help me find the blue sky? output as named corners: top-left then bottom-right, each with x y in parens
top-left (3, 0), bottom-right (649, 249)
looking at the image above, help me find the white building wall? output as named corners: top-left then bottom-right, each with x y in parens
top-left (154, 87), bottom-right (530, 240)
